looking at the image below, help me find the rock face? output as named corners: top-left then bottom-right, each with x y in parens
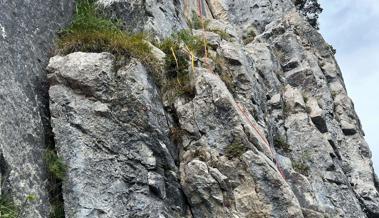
top-left (47, 53), bottom-right (188, 217)
top-left (1, 0), bottom-right (378, 217)
top-left (0, 0), bottom-right (74, 217)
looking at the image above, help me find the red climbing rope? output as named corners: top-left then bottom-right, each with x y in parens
top-left (236, 102), bottom-right (286, 179)
top-left (197, 0), bottom-right (203, 16)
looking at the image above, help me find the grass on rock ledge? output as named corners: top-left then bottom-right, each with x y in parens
top-left (57, 0), bottom-right (154, 64)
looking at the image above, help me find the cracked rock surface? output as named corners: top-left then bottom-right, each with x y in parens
top-left (1, 0), bottom-right (378, 217)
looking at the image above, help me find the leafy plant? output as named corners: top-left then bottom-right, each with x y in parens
top-left (159, 37), bottom-right (189, 79)
top-left (175, 30), bottom-right (206, 57)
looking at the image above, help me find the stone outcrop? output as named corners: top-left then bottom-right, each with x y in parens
top-left (1, 0), bottom-right (378, 217)
top-left (0, 0), bottom-right (74, 217)
top-left (47, 52), bottom-right (188, 217)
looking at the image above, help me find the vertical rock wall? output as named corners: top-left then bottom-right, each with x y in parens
top-left (0, 0), bottom-right (74, 217)
top-left (1, 0), bottom-right (377, 217)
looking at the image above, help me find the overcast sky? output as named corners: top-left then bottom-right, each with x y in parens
top-left (319, 0), bottom-right (379, 172)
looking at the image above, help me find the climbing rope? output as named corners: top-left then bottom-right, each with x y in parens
top-left (236, 102), bottom-right (286, 179)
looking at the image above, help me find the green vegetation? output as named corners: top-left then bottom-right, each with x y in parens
top-left (44, 148), bottom-right (66, 218)
top-left (209, 29), bottom-right (232, 41)
top-left (225, 143), bottom-right (247, 159)
top-left (188, 12), bottom-right (209, 30)
top-left (25, 194), bottom-right (37, 202)
top-left (0, 194), bottom-right (38, 218)
top-left (0, 195), bottom-right (19, 218)
top-left (274, 136), bottom-right (291, 152)
top-left (292, 160), bottom-right (310, 176)
top-left (44, 149), bottom-right (66, 181)
top-left (331, 91), bottom-right (338, 98)
top-left (292, 151), bottom-right (311, 176)
top-left (188, 11), bottom-right (232, 41)
top-left (49, 201), bottom-right (65, 218)
top-left (210, 54), bottom-right (235, 93)
top-left (158, 30), bottom-right (205, 102)
top-left (243, 30), bottom-right (256, 45)
top-left (283, 103), bottom-right (291, 115)
top-left (57, 0), bottom-right (154, 64)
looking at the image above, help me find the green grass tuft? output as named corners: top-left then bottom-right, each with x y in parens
top-left (158, 30), bottom-right (205, 102)
top-left (49, 201), bottom-right (65, 218)
top-left (44, 150), bottom-right (67, 181)
top-left (0, 195), bottom-right (19, 218)
top-left (57, 0), bottom-right (154, 64)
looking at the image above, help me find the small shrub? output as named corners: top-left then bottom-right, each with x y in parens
top-left (158, 30), bottom-right (205, 101)
top-left (44, 150), bottom-right (66, 181)
top-left (25, 194), bottom-right (37, 202)
top-left (176, 30), bottom-right (206, 57)
top-left (0, 195), bottom-right (19, 218)
top-left (243, 30), bottom-right (256, 45)
top-left (225, 143), bottom-right (247, 159)
top-left (274, 137), bottom-right (291, 152)
top-left (159, 36), bottom-right (189, 79)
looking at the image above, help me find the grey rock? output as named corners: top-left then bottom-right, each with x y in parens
top-left (1, 0), bottom-right (377, 217)
top-left (48, 52), bottom-right (187, 218)
top-left (306, 97), bottom-right (328, 133)
top-left (42, 1), bottom-right (377, 217)
top-left (0, 0), bottom-right (74, 217)
top-left (96, 0), bottom-right (187, 38)
top-left (193, 29), bottom-right (221, 49)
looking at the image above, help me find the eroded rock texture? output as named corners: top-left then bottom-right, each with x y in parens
top-left (48, 53), bottom-right (188, 217)
top-left (4, 0), bottom-right (373, 217)
top-left (0, 0), bottom-right (74, 217)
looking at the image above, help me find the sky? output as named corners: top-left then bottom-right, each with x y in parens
top-left (318, 0), bottom-right (379, 172)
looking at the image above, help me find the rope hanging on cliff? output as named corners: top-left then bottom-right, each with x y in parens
top-left (236, 102), bottom-right (286, 179)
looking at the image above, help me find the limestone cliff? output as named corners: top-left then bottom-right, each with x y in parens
top-left (0, 0), bottom-right (378, 217)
